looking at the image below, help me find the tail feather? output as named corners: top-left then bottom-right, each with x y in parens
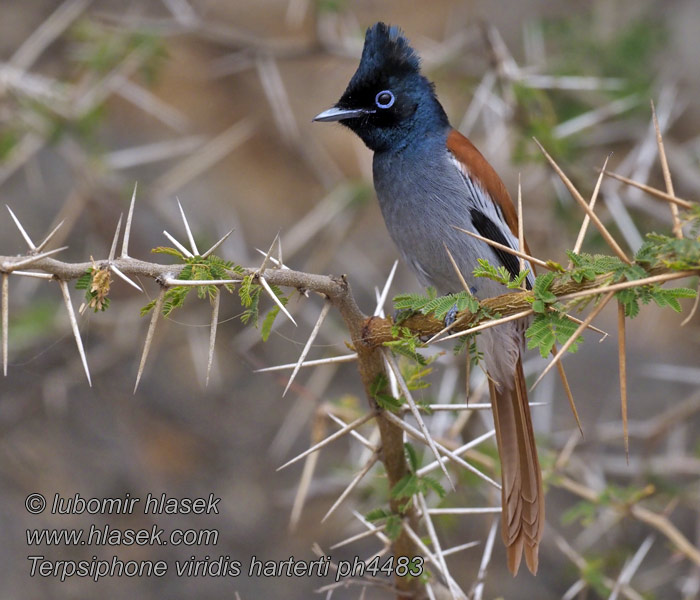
top-left (489, 357), bottom-right (544, 575)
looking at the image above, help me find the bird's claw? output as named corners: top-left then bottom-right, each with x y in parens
top-left (444, 303), bottom-right (459, 328)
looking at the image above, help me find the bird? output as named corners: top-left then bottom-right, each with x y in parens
top-left (313, 23), bottom-right (543, 575)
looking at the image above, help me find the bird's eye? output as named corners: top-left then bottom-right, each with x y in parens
top-left (375, 90), bottom-right (395, 109)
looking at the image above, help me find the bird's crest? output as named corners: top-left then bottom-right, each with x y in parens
top-left (350, 23), bottom-right (421, 87)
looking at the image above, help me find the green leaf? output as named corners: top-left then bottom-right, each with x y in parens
top-left (151, 246), bottom-right (185, 259)
top-left (526, 311), bottom-right (583, 358)
top-left (421, 476), bottom-right (446, 499)
top-left (391, 473), bottom-right (418, 499)
top-left (75, 270), bottom-right (92, 290)
top-left (365, 508), bottom-right (390, 522)
top-left (261, 306), bottom-right (280, 341)
top-left (404, 443), bottom-right (419, 473)
top-left (384, 515), bottom-right (403, 540)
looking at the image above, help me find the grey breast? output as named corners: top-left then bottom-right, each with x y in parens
top-left (372, 136), bottom-right (509, 299)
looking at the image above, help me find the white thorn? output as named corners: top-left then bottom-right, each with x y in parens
top-left (258, 232), bottom-right (280, 275)
top-left (259, 276), bottom-right (297, 326)
top-left (322, 453), bottom-right (378, 523)
top-left (373, 260), bottom-right (398, 317)
top-left (2, 274), bottom-right (7, 376)
top-left (58, 280), bottom-right (91, 386)
top-left (201, 228), bottom-right (234, 258)
top-left (254, 247), bottom-right (289, 269)
top-left (383, 351), bottom-right (454, 490)
top-left (254, 353), bottom-right (357, 372)
top-left (36, 219), bottom-right (65, 252)
top-left (416, 430), bottom-right (496, 477)
top-left (163, 277), bottom-right (240, 287)
top-left (326, 413), bottom-right (376, 452)
top-left (473, 519), bottom-right (499, 600)
top-left (417, 492), bottom-right (461, 600)
top-left (383, 410), bottom-right (500, 489)
top-left (283, 299), bottom-right (331, 396)
top-left (110, 264), bottom-right (143, 292)
top-left (108, 213), bottom-right (123, 262)
top-left (277, 412), bottom-right (376, 471)
top-left (206, 290), bottom-right (220, 387)
top-left (329, 522), bottom-right (387, 550)
top-left (134, 287), bottom-right (166, 393)
top-left (6, 205), bottom-right (36, 249)
top-left (176, 197), bottom-right (199, 255)
top-left (8, 246), bottom-right (68, 270)
top-left (121, 182), bottom-right (137, 258)
top-left (11, 271), bottom-right (54, 280)
top-left (163, 230), bottom-right (193, 257)
top-left (442, 541), bottom-right (481, 557)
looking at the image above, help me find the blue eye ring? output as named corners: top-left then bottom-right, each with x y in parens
top-left (375, 90), bottom-right (395, 109)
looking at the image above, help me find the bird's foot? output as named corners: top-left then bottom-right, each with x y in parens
top-left (444, 303), bottom-right (459, 328)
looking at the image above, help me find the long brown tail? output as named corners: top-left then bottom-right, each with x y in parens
top-left (489, 357), bottom-right (544, 575)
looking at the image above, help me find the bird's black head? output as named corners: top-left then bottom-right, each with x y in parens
top-left (314, 23), bottom-right (449, 153)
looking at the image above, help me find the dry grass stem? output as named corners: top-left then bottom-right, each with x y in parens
top-left (439, 309), bottom-right (534, 343)
top-left (533, 139), bottom-right (632, 264)
top-left (617, 301), bottom-right (629, 462)
top-left (602, 170), bottom-right (693, 209)
top-left (558, 270), bottom-right (696, 303)
top-left (453, 226), bottom-right (551, 270)
top-left (651, 100), bottom-right (683, 238)
top-left (571, 154), bottom-right (611, 262)
top-left (9, 0), bottom-right (90, 70)
top-left (553, 348), bottom-right (583, 435)
top-left (443, 243), bottom-right (473, 294)
top-left (517, 173), bottom-right (525, 273)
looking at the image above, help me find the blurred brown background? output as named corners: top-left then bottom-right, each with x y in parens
top-left (1, 1), bottom-right (699, 598)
